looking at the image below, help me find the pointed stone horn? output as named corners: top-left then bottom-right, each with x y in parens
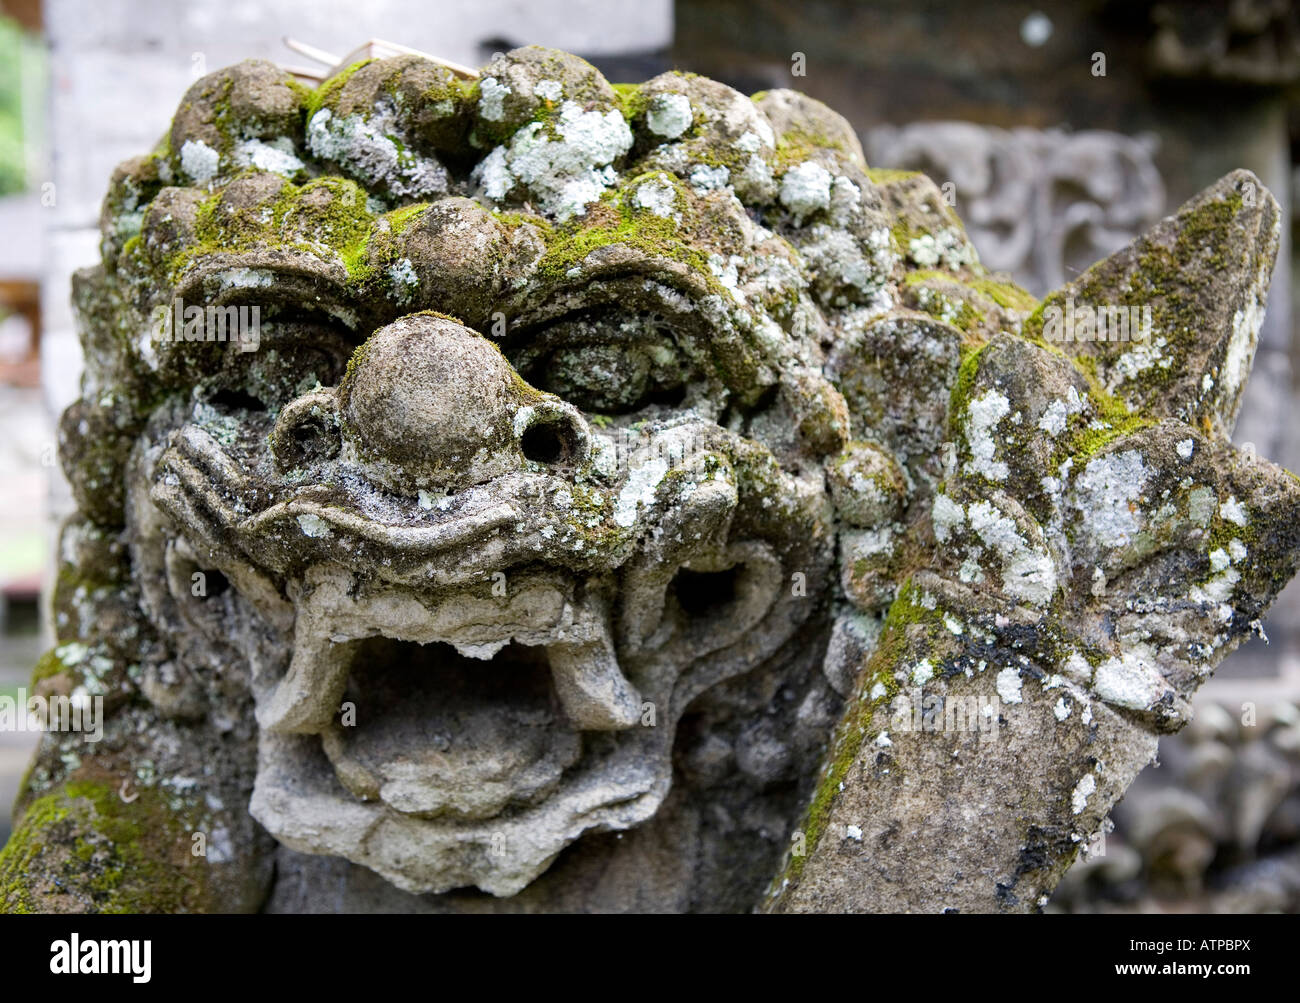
top-left (1026, 169), bottom-right (1281, 440)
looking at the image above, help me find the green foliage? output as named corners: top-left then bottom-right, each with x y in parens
top-left (0, 15), bottom-right (41, 195)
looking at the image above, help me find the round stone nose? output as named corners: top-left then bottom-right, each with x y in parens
top-left (339, 314), bottom-right (537, 493)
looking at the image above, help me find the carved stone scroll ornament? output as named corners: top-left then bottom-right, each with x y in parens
top-left (867, 123), bottom-right (1164, 297)
top-left (1, 47), bottom-right (1296, 914)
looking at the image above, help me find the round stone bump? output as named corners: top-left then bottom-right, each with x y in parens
top-left (339, 314), bottom-right (536, 493)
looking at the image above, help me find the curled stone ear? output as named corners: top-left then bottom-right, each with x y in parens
top-left (1023, 169), bottom-right (1281, 439)
top-left (768, 171), bottom-right (1300, 914)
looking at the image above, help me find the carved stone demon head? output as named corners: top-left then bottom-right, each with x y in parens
top-left (14, 45), bottom-right (1299, 913)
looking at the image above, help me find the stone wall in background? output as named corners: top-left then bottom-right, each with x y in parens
top-left (1052, 699), bottom-right (1300, 914)
top-left (864, 123), bottom-right (1165, 298)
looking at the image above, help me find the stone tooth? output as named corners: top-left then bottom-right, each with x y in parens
top-left (547, 594), bottom-right (642, 730)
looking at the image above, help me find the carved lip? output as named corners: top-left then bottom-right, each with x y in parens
top-left (152, 422), bottom-right (613, 584)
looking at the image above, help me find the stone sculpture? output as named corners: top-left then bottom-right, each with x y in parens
top-left (2, 46), bottom-right (1296, 913)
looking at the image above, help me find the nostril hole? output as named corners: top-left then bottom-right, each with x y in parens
top-left (521, 420), bottom-right (576, 466)
top-left (671, 566), bottom-right (741, 618)
top-left (202, 568), bottom-right (230, 597)
top-left (274, 414), bottom-right (340, 468)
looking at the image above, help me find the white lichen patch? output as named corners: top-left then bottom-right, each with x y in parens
top-left (1176, 438), bottom-right (1194, 460)
top-left (180, 139), bottom-right (220, 184)
top-left (232, 138), bottom-right (304, 178)
top-left (388, 257), bottom-right (419, 304)
top-left (906, 228), bottom-right (976, 270)
top-left (646, 92), bottom-right (693, 139)
top-left (967, 500), bottom-right (1056, 605)
top-left (296, 513), bottom-right (332, 538)
top-left (1062, 651), bottom-right (1093, 683)
top-left (1093, 649), bottom-right (1169, 710)
top-left (779, 161), bottom-right (832, 223)
top-left (1190, 565), bottom-right (1241, 605)
top-left (613, 455), bottom-right (669, 528)
top-left (632, 176), bottom-right (681, 221)
top-left (1038, 386), bottom-right (1085, 437)
top-left (962, 389), bottom-right (1011, 482)
top-left (1071, 772), bottom-right (1096, 815)
top-left (533, 79), bottom-right (563, 102)
top-left (798, 223), bottom-right (895, 304)
top-left (1113, 335), bottom-right (1167, 383)
top-left (478, 77), bottom-right (511, 121)
top-left (472, 100), bottom-right (633, 221)
top-left (1071, 450), bottom-right (1148, 549)
top-left (996, 667), bottom-right (1023, 704)
top-left (931, 492), bottom-right (965, 543)
top-left (1219, 495), bottom-right (1247, 526)
top-left (1223, 296), bottom-right (1264, 397)
top-left (688, 163), bottom-right (730, 192)
top-left (308, 107), bottom-right (449, 199)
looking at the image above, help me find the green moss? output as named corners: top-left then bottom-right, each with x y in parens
top-left (1, 778), bottom-right (212, 913)
top-left (0, 787), bottom-right (72, 912)
top-left (949, 341), bottom-right (988, 423)
top-left (866, 167), bottom-right (919, 185)
top-left (968, 277), bottom-right (1037, 312)
top-left (304, 59), bottom-right (375, 120)
top-left (910, 284), bottom-right (984, 333)
top-left (1023, 187), bottom-right (1248, 413)
top-left (772, 123), bottom-right (847, 171)
top-left (30, 647), bottom-right (74, 688)
top-left (779, 579), bottom-right (941, 887)
top-left (534, 173), bottom-right (715, 286)
top-left (890, 218), bottom-right (927, 255)
top-left (611, 83), bottom-right (646, 124)
top-left (386, 202), bottom-right (429, 234)
top-left (162, 173), bottom-right (380, 284)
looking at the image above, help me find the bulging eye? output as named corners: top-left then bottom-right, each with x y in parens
top-left (510, 312), bottom-right (692, 415)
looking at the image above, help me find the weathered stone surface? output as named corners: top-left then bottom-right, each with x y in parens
top-left (2, 46), bottom-right (1296, 914)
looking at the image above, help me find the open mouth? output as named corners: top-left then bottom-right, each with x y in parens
top-left (319, 638), bottom-right (583, 820)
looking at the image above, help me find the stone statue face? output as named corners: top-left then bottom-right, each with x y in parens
top-left (47, 45), bottom-right (1294, 911)
top-left (87, 47), bottom-right (881, 897)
